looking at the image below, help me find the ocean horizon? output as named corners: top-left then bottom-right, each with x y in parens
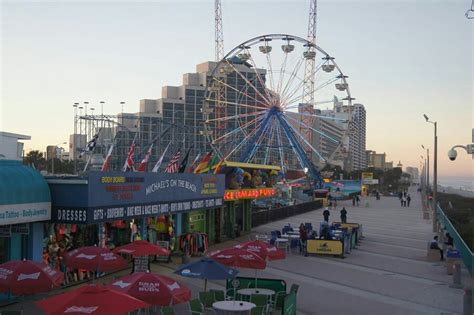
top-left (438, 176), bottom-right (473, 192)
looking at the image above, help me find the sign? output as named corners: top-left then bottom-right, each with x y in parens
top-left (283, 291), bottom-right (297, 315)
top-left (0, 225), bottom-right (11, 237)
top-left (50, 172), bottom-right (225, 224)
top-left (88, 172), bottom-right (224, 206)
top-left (362, 179), bottom-right (379, 185)
top-left (133, 256), bottom-right (149, 272)
top-left (224, 188), bottom-right (276, 201)
top-left (0, 202), bottom-right (51, 225)
top-left (307, 240), bottom-right (343, 256)
top-left (361, 172), bottom-right (373, 181)
top-left (11, 223), bottom-right (29, 234)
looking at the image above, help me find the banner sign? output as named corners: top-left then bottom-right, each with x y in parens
top-left (223, 188), bottom-right (276, 201)
top-left (50, 172), bottom-right (225, 224)
top-left (0, 202), bottom-right (51, 226)
top-left (307, 240), bottom-right (343, 256)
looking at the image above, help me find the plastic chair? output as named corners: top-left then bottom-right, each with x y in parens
top-left (210, 289), bottom-right (225, 302)
top-left (189, 298), bottom-right (204, 315)
top-left (226, 288), bottom-right (237, 300)
top-left (250, 294), bottom-right (269, 307)
top-left (199, 291), bottom-right (215, 309)
top-left (250, 306), bottom-right (265, 315)
top-left (160, 307), bottom-right (174, 315)
top-left (270, 291), bottom-right (287, 312)
top-left (290, 284), bottom-right (299, 294)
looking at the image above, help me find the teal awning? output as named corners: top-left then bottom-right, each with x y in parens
top-left (0, 160), bottom-right (51, 205)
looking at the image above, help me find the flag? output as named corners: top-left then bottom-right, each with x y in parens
top-left (165, 149), bottom-right (181, 173)
top-left (137, 143), bottom-right (153, 172)
top-left (207, 154), bottom-right (219, 173)
top-left (193, 151), bottom-right (213, 173)
top-left (187, 152), bottom-right (201, 173)
top-left (178, 146), bottom-right (193, 173)
top-left (122, 136), bottom-right (137, 172)
top-left (152, 142), bottom-right (171, 173)
top-left (101, 144), bottom-right (114, 171)
top-left (79, 131), bottom-right (99, 158)
top-left (213, 157), bottom-right (225, 174)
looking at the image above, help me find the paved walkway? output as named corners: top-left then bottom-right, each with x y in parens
top-left (1, 187), bottom-right (469, 314)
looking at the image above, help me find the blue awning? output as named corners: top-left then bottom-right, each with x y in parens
top-left (0, 160), bottom-right (51, 225)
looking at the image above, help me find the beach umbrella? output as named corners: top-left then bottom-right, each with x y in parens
top-left (208, 247), bottom-right (266, 270)
top-left (107, 272), bottom-right (191, 306)
top-left (63, 246), bottom-right (127, 273)
top-left (114, 240), bottom-right (170, 257)
top-left (174, 257), bottom-right (239, 291)
top-left (0, 259), bottom-right (64, 295)
top-left (35, 284), bottom-right (149, 315)
top-left (235, 240), bottom-right (286, 261)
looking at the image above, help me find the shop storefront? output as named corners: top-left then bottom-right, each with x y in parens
top-left (47, 172), bottom-right (225, 258)
top-left (0, 160), bottom-right (51, 263)
top-left (214, 162), bottom-right (280, 242)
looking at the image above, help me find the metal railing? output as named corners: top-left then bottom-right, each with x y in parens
top-left (437, 203), bottom-right (473, 275)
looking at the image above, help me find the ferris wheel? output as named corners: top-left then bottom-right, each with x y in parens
top-left (203, 34), bottom-right (353, 184)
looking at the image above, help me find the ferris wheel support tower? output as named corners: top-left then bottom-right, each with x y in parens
top-left (300, 0), bottom-right (317, 160)
top-left (215, 0), bottom-right (224, 61)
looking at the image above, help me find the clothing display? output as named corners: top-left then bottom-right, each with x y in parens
top-left (178, 233), bottom-right (208, 256)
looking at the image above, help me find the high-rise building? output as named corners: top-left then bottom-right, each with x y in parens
top-left (405, 167), bottom-right (419, 183)
top-left (350, 104), bottom-right (367, 170)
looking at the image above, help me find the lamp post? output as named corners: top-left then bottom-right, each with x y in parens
top-left (52, 142), bottom-right (67, 174)
top-left (423, 114), bottom-right (437, 232)
top-left (73, 103), bottom-right (79, 174)
top-left (421, 145), bottom-right (429, 192)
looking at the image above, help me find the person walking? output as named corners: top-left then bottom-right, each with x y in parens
top-left (299, 223), bottom-right (308, 256)
top-left (400, 196), bottom-right (404, 207)
top-left (340, 207), bottom-right (347, 223)
top-left (352, 195), bottom-right (356, 206)
top-left (355, 195), bottom-right (360, 206)
top-left (323, 207), bottom-right (330, 223)
top-left (407, 194), bottom-right (411, 207)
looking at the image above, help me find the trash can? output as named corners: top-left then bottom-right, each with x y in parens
top-left (446, 249), bottom-right (461, 275)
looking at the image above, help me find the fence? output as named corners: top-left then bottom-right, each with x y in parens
top-left (252, 200), bottom-right (323, 227)
top-left (437, 203), bottom-right (473, 275)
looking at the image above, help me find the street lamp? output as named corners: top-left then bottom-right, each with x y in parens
top-left (423, 114), bottom-right (437, 232)
top-left (52, 142), bottom-right (67, 174)
top-left (421, 145), bottom-right (429, 191)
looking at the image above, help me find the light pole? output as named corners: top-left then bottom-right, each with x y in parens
top-left (73, 103), bottom-right (79, 174)
top-left (423, 114), bottom-right (437, 232)
top-left (421, 145), bottom-right (429, 192)
top-left (52, 142), bottom-right (67, 174)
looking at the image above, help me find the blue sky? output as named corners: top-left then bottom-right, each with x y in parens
top-left (1, 0), bottom-right (473, 178)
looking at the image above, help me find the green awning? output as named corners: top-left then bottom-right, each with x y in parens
top-left (0, 160), bottom-right (51, 225)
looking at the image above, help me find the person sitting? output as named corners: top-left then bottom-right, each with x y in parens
top-left (430, 235), bottom-right (444, 261)
top-left (319, 225), bottom-right (333, 240)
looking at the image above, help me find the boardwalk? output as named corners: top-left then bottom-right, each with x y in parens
top-left (1, 188), bottom-right (469, 314)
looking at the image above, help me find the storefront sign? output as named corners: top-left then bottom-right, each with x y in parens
top-left (307, 240), bottom-right (343, 256)
top-left (11, 223), bottom-right (29, 234)
top-left (0, 202), bottom-right (51, 225)
top-left (50, 172), bottom-right (225, 224)
top-left (224, 188), bottom-right (276, 201)
top-left (0, 225), bottom-right (11, 238)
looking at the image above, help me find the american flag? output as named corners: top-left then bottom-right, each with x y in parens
top-left (165, 150), bottom-right (181, 173)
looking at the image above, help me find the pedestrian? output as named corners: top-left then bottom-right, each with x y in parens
top-left (430, 235), bottom-right (444, 261)
top-left (333, 198), bottom-right (338, 209)
top-left (407, 194), bottom-right (411, 207)
top-left (444, 233), bottom-right (454, 247)
top-left (323, 207), bottom-right (330, 223)
top-left (398, 191), bottom-right (403, 200)
top-left (340, 207), bottom-right (347, 223)
top-left (356, 195), bottom-right (360, 206)
top-left (352, 195), bottom-right (356, 206)
top-left (400, 196), bottom-right (404, 207)
top-left (403, 191), bottom-right (407, 198)
top-left (376, 191), bottom-right (380, 200)
top-left (299, 223), bottom-right (308, 256)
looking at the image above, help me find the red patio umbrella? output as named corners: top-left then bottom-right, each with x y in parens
top-left (34, 284), bottom-right (149, 315)
top-left (63, 246), bottom-right (127, 273)
top-left (208, 247), bottom-right (266, 270)
top-left (235, 240), bottom-right (286, 261)
top-left (113, 240), bottom-right (170, 257)
top-left (107, 272), bottom-right (191, 306)
top-left (0, 260), bottom-right (64, 295)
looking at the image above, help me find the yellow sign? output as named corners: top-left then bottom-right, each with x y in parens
top-left (334, 222), bottom-right (360, 229)
top-left (361, 172), bottom-right (373, 181)
top-left (307, 240), bottom-right (343, 255)
top-left (224, 188), bottom-right (276, 201)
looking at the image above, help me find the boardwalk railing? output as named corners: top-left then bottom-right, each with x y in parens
top-left (252, 200), bottom-right (323, 227)
top-left (437, 203), bottom-right (473, 275)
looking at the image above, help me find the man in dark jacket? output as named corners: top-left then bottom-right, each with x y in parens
top-left (340, 207), bottom-right (347, 223)
top-left (323, 207), bottom-right (330, 223)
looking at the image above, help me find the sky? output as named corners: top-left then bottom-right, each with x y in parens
top-left (1, 0), bottom-right (473, 180)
